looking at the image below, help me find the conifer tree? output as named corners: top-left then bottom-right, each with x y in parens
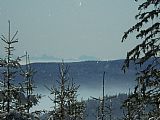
top-left (20, 52), bottom-right (41, 117)
top-left (0, 21), bottom-right (40, 120)
top-left (0, 20), bottom-right (21, 114)
top-left (122, 0), bottom-right (160, 119)
top-left (47, 62), bottom-right (85, 120)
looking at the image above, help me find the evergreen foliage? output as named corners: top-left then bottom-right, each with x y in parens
top-left (46, 62), bottom-right (85, 120)
top-left (122, 0), bottom-right (160, 119)
top-left (0, 21), bottom-right (40, 120)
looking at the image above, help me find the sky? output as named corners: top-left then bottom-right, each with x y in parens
top-left (0, 0), bottom-right (140, 61)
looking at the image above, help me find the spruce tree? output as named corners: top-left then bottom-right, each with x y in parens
top-left (0, 20), bottom-right (21, 115)
top-left (20, 52), bottom-right (41, 117)
top-left (47, 62), bottom-right (85, 120)
top-left (0, 21), bottom-right (40, 120)
top-left (122, 0), bottom-right (160, 119)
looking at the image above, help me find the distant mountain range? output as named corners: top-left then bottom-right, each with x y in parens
top-left (0, 59), bottom-right (138, 99)
top-left (28, 59), bottom-right (137, 97)
top-left (30, 55), bottom-right (99, 62)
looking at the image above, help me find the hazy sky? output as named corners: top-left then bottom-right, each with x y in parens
top-left (0, 0), bottom-right (139, 61)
